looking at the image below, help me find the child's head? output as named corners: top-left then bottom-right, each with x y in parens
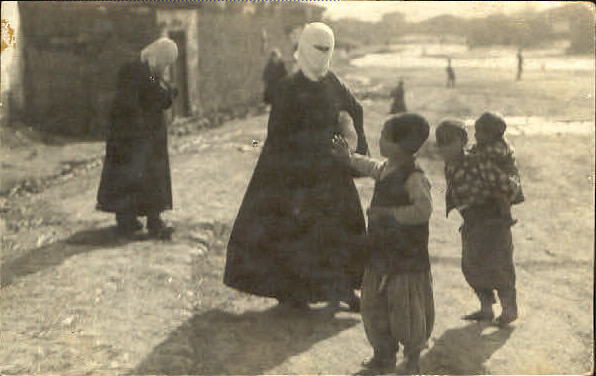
top-left (435, 119), bottom-right (467, 162)
top-left (380, 113), bottom-right (430, 159)
top-left (474, 112), bottom-right (506, 144)
top-left (337, 110), bottom-right (357, 152)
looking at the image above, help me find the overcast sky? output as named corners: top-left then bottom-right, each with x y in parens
top-left (321, 1), bottom-right (565, 23)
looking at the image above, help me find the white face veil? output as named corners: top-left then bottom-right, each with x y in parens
top-left (296, 22), bottom-right (335, 81)
top-left (140, 37), bottom-right (179, 76)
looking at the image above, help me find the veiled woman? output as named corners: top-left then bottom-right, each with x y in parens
top-left (224, 23), bottom-right (369, 311)
top-left (97, 37), bottom-right (178, 239)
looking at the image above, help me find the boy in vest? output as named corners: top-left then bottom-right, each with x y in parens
top-left (333, 113), bottom-right (434, 374)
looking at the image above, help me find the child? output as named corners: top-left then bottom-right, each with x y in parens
top-left (471, 112), bottom-right (525, 223)
top-left (436, 119), bottom-right (520, 327)
top-left (333, 113), bottom-right (434, 374)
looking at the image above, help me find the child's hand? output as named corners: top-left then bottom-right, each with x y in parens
top-left (331, 134), bottom-right (351, 163)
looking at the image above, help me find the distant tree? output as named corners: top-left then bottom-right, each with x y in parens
top-left (567, 3), bottom-right (595, 54)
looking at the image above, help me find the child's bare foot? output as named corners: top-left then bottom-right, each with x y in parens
top-left (495, 311), bottom-right (518, 327)
top-left (402, 353), bottom-right (421, 375)
top-left (403, 360), bottom-right (421, 375)
top-left (361, 356), bottom-right (396, 374)
top-left (462, 310), bottom-right (494, 321)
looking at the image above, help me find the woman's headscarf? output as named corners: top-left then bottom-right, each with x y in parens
top-left (296, 22), bottom-right (335, 81)
top-left (140, 37), bottom-right (179, 75)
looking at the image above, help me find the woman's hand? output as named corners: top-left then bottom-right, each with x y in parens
top-left (331, 134), bottom-right (351, 164)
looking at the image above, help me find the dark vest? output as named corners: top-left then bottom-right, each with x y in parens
top-left (367, 161), bottom-right (430, 274)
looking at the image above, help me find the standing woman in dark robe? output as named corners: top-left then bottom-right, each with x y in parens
top-left (224, 23), bottom-right (369, 311)
top-left (262, 48), bottom-right (288, 105)
top-left (389, 79), bottom-right (407, 114)
top-left (97, 37), bottom-right (178, 239)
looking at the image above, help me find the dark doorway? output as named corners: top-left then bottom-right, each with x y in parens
top-left (168, 30), bottom-right (190, 118)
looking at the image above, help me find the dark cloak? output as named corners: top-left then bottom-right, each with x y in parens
top-left (224, 70), bottom-right (369, 303)
top-left (97, 60), bottom-right (176, 216)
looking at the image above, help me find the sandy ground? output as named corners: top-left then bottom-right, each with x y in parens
top-left (0, 57), bottom-right (594, 375)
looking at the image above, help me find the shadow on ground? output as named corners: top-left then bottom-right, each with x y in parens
top-left (1, 226), bottom-right (136, 287)
top-left (419, 321), bottom-right (514, 375)
top-left (134, 305), bottom-right (360, 375)
top-left (351, 321), bottom-right (513, 376)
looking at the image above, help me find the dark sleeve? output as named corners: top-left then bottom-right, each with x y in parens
top-left (280, 63), bottom-right (288, 78)
top-left (113, 63), bottom-right (142, 116)
top-left (262, 62), bottom-right (271, 82)
top-left (336, 75), bottom-right (369, 156)
top-left (265, 78), bottom-right (294, 150)
top-left (109, 63), bottom-right (146, 140)
top-left (154, 80), bottom-right (176, 111)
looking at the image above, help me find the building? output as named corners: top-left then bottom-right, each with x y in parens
top-left (2, 1), bottom-right (323, 137)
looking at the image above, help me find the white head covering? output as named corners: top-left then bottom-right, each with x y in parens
top-left (140, 37), bottom-right (178, 74)
top-left (296, 22), bottom-right (335, 81)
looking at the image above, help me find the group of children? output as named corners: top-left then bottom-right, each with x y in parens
top-left (332, 110), bottom-right (524, 374)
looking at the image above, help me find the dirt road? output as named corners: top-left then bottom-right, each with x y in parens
top-left (1, 62), bottom-right (594, 375)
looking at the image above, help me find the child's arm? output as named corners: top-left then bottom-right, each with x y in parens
top-left (349, 153), bottom-right (385, 181)
top-left (332, 135), bottom-right (384, 180)
top-left (397, 172), bottom-right (433, 224)
top-left (372, 172), bottom-right (432, 224)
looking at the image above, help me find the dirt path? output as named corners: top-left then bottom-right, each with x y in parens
top-left (1, 67), bottom-right (594, 375)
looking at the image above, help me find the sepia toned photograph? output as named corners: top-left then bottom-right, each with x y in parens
top-left (1, 1), bottom-right (594, 374)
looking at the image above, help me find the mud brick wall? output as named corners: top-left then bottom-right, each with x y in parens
top-left (15, 2), bottom-right (322, 138)
top-left (18, 3), bottom-right (160, 138)
top-left (196, 2), bottom-right (321, 115)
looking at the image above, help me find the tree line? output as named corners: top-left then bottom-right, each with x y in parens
top-left (328, 3), bottom-right (594, 54)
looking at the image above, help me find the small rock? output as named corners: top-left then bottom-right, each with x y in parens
top-left (190, 229), bottom-right (214, 246)
top-left (61, 316), bottom-right (75, 326)
top-left (190, 244), bottom-right (207, 256)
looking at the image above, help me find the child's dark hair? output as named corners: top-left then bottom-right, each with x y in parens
top-left (384, 113), bottom-right (430, 154)
top-left (436, 119), bottom-right (468, 146)
top-left (475, 112), bottom-right (506, 139)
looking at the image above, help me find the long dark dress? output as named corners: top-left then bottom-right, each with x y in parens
top-left (389, 84), bottom-right (406, 114)
top-left (97, 60), bottom-right (175, 216)
top-left (262, 59), bottom-right (288, 104)
top-left (224, 70), bottom-right (369, 303)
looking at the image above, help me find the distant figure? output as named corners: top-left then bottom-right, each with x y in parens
top-left (516, 48), bottom-right (524, 81)
top-left (389, 79), bottom-right (407, 114)
top-left (262, 48), bottom-right (288, 105)
top-left (446, 58), bottom-right (456, 88)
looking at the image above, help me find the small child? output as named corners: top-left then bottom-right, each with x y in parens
top-left (436, 119), bottom-right (520, 326)
top-left (333, 113), bottom-right (434, 374)
top-left (435, 119), bottom-right (518, 218)
top-left (471, 112), bottom-right (525, 223)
